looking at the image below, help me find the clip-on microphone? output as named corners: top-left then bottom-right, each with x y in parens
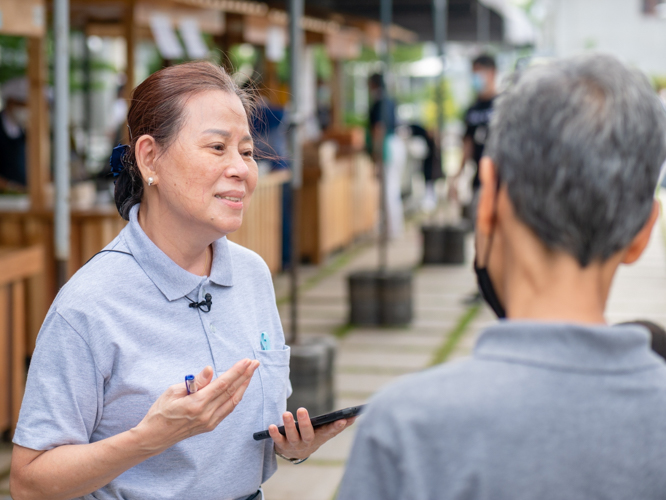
top-left (188, 293), bottom-right (212, 313)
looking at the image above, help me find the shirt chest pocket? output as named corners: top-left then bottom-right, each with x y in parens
top-left (253, 346), bottom-right (291, 428)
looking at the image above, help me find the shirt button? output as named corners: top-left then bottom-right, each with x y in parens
top-left (209, 323), bottom-right (216, 333)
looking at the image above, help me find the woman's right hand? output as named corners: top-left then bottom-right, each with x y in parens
top-left (132, 358), bottom-right (260, 455)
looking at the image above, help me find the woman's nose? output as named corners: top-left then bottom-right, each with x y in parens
top-left (226, 151), bottom-right (250, 180)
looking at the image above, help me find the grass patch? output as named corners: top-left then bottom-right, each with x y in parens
top-left (429, 303), bottom-right (481, 366)
top-left (333, 323), bottom-right (354, 338)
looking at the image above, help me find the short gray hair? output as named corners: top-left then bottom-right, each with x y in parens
top-left (486, 54), bottom-right (666, 266)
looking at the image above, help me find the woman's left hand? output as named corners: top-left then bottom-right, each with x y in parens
top-left (269, 408), bottom-right (356, 460)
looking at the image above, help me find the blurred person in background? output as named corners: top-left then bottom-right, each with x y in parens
top-left (368, 73), bottom-right (406, 239)
top-left (0, 77), bottom-right (28, 191)
top-left (450, 54), bottom-right (497, 217)
top-left (338, 54), bottom-right (666, 500)
top-left (408, 124), bottom-right (439, 212)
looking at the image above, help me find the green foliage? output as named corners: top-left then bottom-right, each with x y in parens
top-left (0, 35), bottom-right (28, 84)
top-left (313, 45), bottom-right (332, 80)
top-left (392, 44), bottom-right (424, 64)
top-left (344, 112), bottom-right (368, 128)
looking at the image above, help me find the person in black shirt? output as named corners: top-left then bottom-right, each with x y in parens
top-left (450, 54), bottom-right (497, 206)
top-left (0, 78), bottom-right (29, 192)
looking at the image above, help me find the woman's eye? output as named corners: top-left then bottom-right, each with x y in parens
top-left (212, 144), bottom-right (225, 152)
top-left (243, 150), bottom-right (254, 158)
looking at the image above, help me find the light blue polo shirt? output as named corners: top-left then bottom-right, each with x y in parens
top-left (14, 204), bottom-right (291, 500)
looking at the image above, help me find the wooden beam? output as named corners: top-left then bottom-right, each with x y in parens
top-left (11, 280), bottom-right (26, 433)
top-left (0, 286), bottom-right (8, 432)
top-left (123, 0), bottom-right (137, 143)
top-left (27, 37), bottom-right (49, 211)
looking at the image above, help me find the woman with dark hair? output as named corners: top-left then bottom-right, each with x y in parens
top-left (9, 62), bottom-right (352, 500)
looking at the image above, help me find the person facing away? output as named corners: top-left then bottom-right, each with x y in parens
top-left (450, 54), bottom-right (497, 206)
top-left (338, 54), bottom-right (666, 500)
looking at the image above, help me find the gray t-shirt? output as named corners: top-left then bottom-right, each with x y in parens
top-left (14, 204), bottom-right (291, 500)
top-left (338, 322), bottom-right (666, 500)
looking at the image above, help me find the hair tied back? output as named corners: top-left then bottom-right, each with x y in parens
top-left (110, 144), bottom-right (130, 180)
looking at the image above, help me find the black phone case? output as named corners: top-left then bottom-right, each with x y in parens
top-left (253, 405), bottom-right (366, 441)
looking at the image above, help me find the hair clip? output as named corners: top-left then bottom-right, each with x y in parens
top-left (110, 144), bottom-right (130, 178)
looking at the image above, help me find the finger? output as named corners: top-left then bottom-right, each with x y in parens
top-left (268, 424), bottom-right (288, 447)
top-left (295, 408), bottom-right (315, 443)
top-left (195, 366), bottom-right (214, 391)
top-left (314, 419), bottom-right (348, 442)
top-left (210, 375), bottom-right (254, 422)
top-left (209, 360), bottom-right (259, 407)
top-left (282, 412), bottom-right (302, 443)
top-left (205, 359), bottom-right (255, 402)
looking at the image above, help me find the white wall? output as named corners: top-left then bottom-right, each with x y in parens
top-left (537, 0), bottom-right (666, 75)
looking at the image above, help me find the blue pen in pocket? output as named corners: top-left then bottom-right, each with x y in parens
top-left (260, 332), bottom-right (271, 351)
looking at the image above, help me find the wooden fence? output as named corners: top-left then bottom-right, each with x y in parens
top-left (0, 245), bottom-right (44, 435)
top-left (300, 143), bottom-right (379, 264)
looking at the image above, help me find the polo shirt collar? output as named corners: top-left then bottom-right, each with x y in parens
top-left (475, 321), bottom-right (662, 373)
top-left (123, 204), bottom-right (234, 301)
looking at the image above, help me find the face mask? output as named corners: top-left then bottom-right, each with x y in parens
top-left (471, 72), bottom-right (486, 94)
top-left (474, 260), bottom-right (506, 319)
top-left (473, 177), bottom-right (506, 319)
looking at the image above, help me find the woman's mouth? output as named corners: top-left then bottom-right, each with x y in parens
top-left (215, 194), bottom-right (244, 210)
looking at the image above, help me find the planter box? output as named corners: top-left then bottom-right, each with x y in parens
top-left (287, 337), bottom-right (336, 416)
top-left (348, 270), bottom-right (413, 326)
top-left (421, 224), bottom-right (469, 265)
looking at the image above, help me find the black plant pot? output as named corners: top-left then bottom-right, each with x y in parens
top-left (348, 270), bottom-right (413, 326)
top-left (421, 224), bottom-right (469, 265)
top-left (287, 337), bottom-right (336, 416)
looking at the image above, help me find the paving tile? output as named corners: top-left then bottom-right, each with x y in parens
top-left (336, 351), bottom-right (430, 370)
top-left (261, 463), bottom-right (345, 500)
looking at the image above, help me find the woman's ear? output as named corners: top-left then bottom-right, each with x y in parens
top-left (622, 200), bottom-right (660, 264)
top-left (477, 157), bottom-right (499, 237)
top-left (134, 135), bottom-right (158, 184)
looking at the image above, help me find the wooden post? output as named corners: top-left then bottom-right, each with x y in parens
top-left (123, 0), bottom-right (136, 143)
top-left (27, 37), bottom-right (49, 210)
top-left (331, 59), bottom-right (345, 130)
top-left (11, 280), bottom-right (26, 433)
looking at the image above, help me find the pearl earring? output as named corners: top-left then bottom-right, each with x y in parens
top-left (148, 177), bottom-right (154, 186)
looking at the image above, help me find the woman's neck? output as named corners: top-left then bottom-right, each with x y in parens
top-left (137, 202), bottom-right (213, 276)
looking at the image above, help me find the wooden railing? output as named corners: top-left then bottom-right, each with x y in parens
top-left (0, 245), bottom-right (44, 435)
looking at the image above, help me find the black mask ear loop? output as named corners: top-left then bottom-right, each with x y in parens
top-left (473, 171), bottom-right (507, 318)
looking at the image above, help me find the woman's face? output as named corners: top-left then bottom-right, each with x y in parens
top-left (149, 89), bottom-right (258, 238)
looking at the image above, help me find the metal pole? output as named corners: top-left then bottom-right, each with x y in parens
top-left (54, 0), bottom-right (70, 288)
top-left (288, 0), bottom-right (304, 345)
top-left (378, 0), bottom-right (392, 273)
top-left (434, 0), bottom-right (448, 179)
top-left (477, 1), bottom-right (490, 44)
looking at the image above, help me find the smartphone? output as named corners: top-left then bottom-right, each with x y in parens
top-left (253, 405), bottom-right (366, 441)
